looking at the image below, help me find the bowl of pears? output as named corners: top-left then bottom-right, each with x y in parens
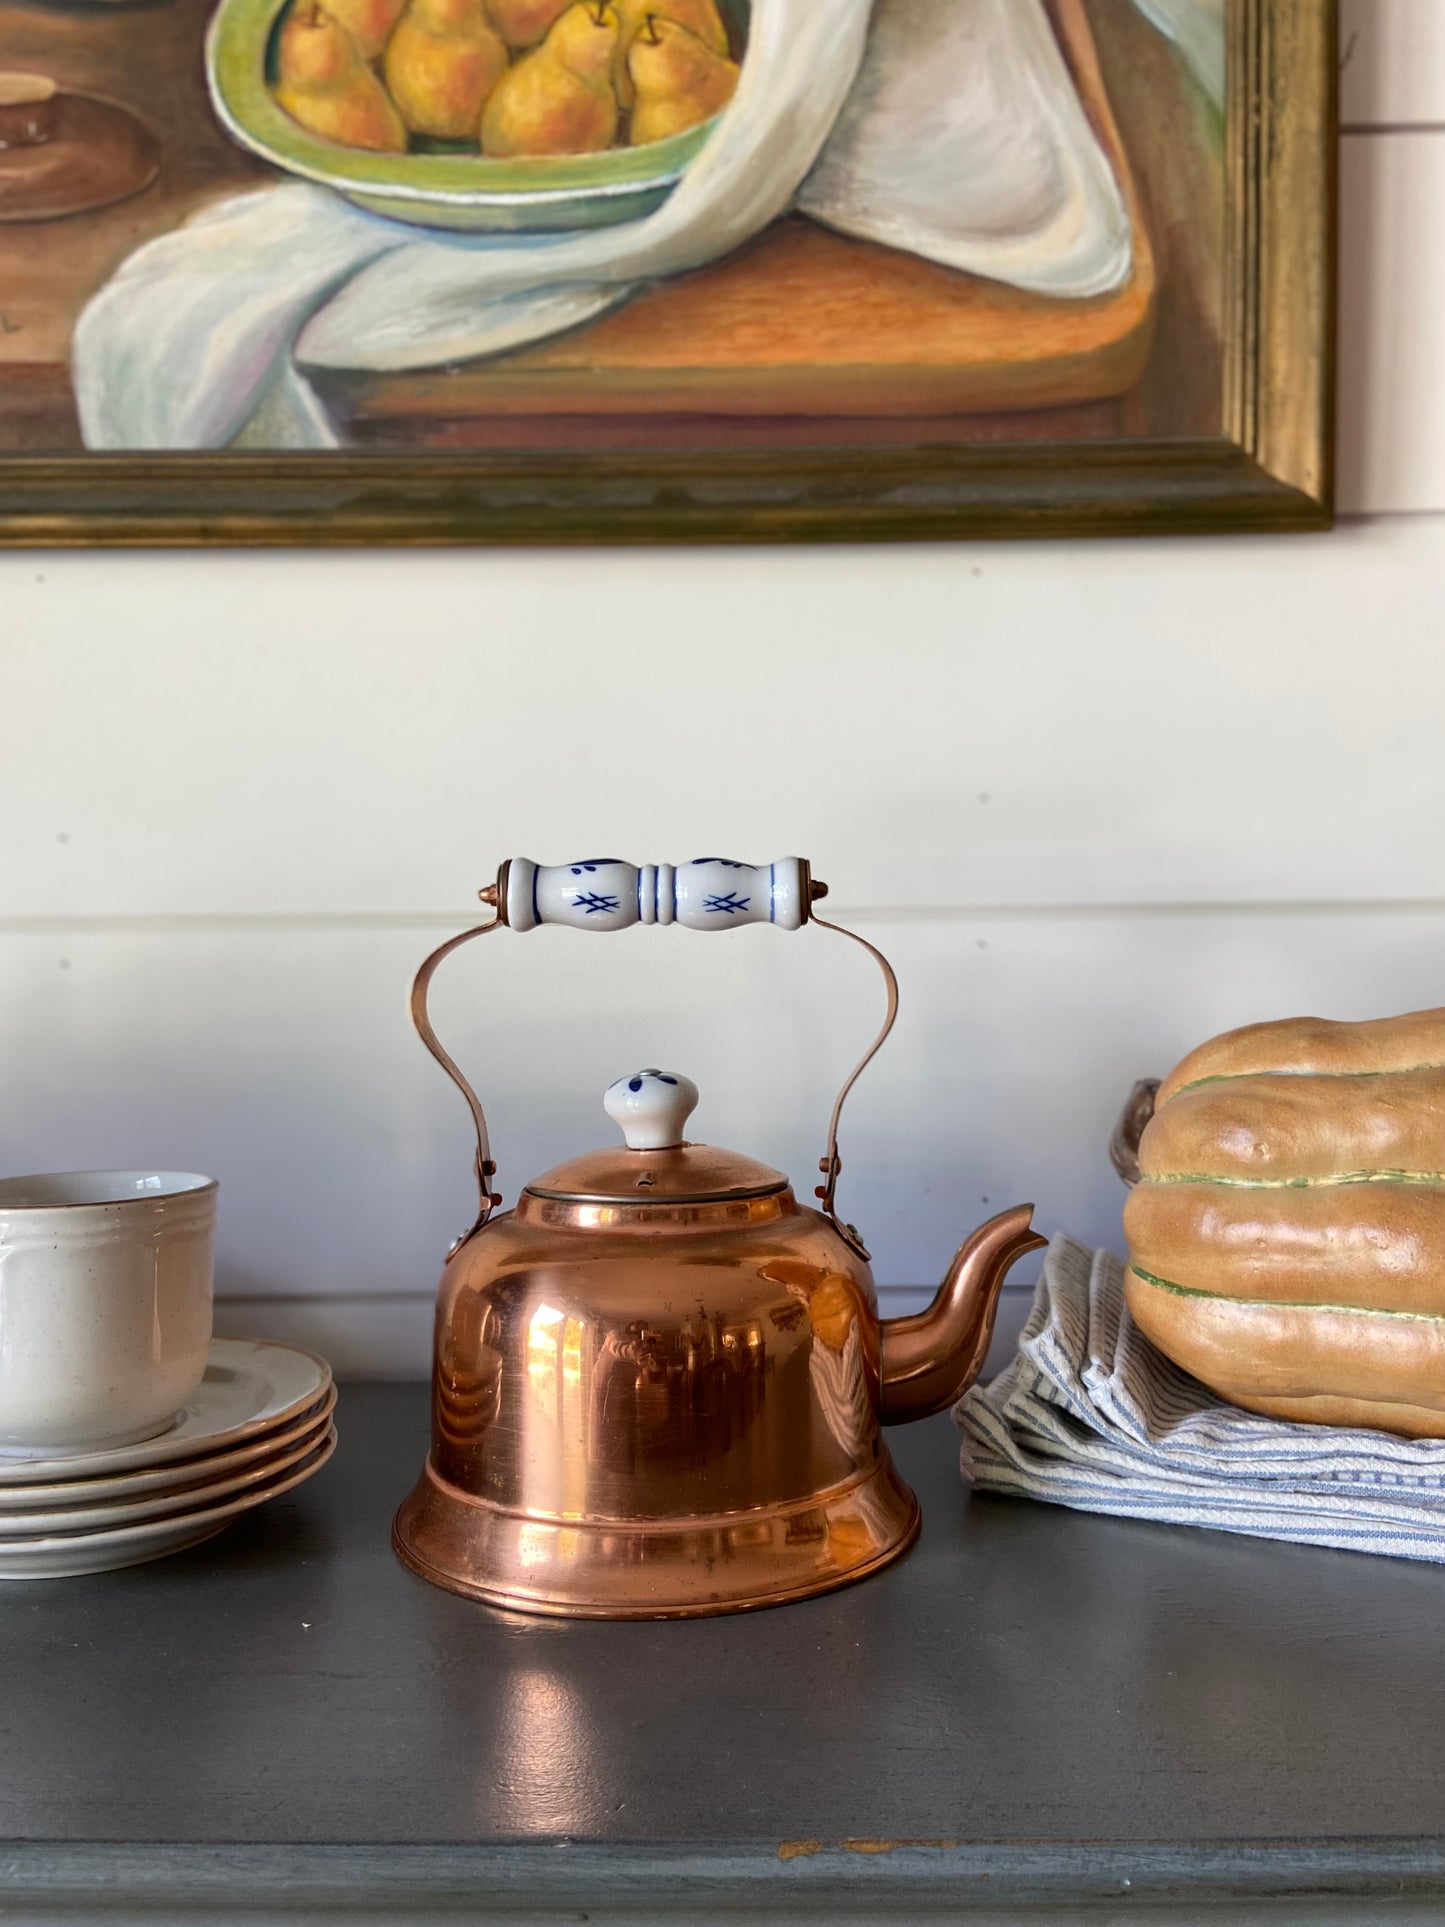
top-left (207, 0), bottom-right (746, 231)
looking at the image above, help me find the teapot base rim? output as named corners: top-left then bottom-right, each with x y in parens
top-left (392, 1453), bottom-right (921, 1620)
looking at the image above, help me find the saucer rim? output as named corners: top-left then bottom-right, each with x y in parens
top-left (0, 1411), bottom-right (336, 1538)
top-left (0, 1425), bottom-right (337, 1567)
top-left (0, 1385), bottom-right (338, 1509)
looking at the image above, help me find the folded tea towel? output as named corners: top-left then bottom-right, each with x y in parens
top-left (73, 0), bottom-right (1133, 451)
top-left (958, 1235), bottom-right (1445, 1563)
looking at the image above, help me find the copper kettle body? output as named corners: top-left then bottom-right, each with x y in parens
top-left (393, 858), bottom-right (1043, 1619)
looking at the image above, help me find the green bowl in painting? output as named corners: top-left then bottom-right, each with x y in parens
top-left (206, 0), bottom-right (749, 234)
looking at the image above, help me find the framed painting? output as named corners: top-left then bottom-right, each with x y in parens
top-left (0, 0), bottom-right (1335, 544)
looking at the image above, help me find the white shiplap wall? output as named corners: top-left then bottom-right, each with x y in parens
top-left (3, 4), bottom-right (1442, 1377)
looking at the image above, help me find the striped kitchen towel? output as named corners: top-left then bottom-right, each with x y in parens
top-left (957, 1235), bottom-right (1445, 1562)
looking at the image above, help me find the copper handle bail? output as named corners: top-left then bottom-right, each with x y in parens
top-left (411, 860), bottom-right (899, 1260)
top-left (409, 909), bottom-right (505, 1248)
top-left (808, 907), bottom-right (899, 1263)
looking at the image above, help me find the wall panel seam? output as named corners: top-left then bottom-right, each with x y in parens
top-left (8, 900), bottom-right (1445, 935)
top-left (1342, 121), bottom-right (1445, 135)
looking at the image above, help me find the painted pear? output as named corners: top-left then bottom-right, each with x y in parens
top-left (275, 5), bottom-right (407, 152)
top-left (627, 14), bottom-right (736, 146)
top-left (612, 0), bottom-right (726, 108)
top-left (485, 0), bottom-right (570, 48)
top-left (384, 0), bottom-right (508, 140)
top-left (318, 0), bottom-right (407, 62)
top-left (481, 2), bottom-right (619, 156)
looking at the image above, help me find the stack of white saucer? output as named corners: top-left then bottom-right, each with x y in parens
top-left (0, 1339), bottom-right (336, 1579)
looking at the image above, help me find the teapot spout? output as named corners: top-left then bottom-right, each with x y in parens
top-left (879, 1206), bottom-right (1045, 1424)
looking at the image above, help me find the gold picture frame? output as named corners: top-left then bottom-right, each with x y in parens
top-left (0, 0), bottom-right (1335, 545)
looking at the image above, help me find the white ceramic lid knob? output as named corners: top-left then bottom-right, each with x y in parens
top-left (604, 1070), bottom-right (700, 1150)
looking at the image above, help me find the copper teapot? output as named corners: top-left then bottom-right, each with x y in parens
top-left (394, 857), bottom-right (1043, 1619)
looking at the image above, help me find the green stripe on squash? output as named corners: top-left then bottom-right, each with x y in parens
top-left (1128, 1265), bottom-right (1445, 1327)
top-left (1139, 1170), bottom-right (1445, 1188)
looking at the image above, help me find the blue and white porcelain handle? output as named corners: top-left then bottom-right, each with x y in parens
top-left (498, 857), bottom-right (813, 933)
top-left (411, 857), bottom-right (896, 1262)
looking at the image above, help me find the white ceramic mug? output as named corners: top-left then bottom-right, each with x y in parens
top-left (0, 1171), bottom-right (217, 1456)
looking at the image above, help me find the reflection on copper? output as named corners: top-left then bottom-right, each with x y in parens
top-left (771, 1261), bottom-right (876, 1461)
top-left (436, 1290), bottom-right (503, 1443)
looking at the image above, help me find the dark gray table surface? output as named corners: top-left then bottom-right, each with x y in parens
top-left (2, 1382), bottom-right (1444, 1923)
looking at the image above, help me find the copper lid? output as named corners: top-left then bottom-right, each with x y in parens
top-left (526, 1141), bottom-right (788, 1206)
top-left (524, 1069), bottom-right (787, 1205)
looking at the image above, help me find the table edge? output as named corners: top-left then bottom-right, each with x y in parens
top-left (3, 1837), bottom-right (1444, 1912)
